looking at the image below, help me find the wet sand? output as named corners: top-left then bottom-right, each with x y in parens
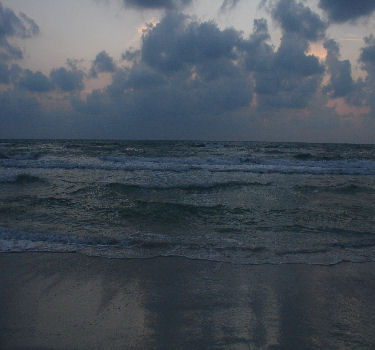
top-left (1, 253), bottom-right (375, 350)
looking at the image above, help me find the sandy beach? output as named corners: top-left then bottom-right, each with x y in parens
top-left (1, 253), bottom-right (375, 349)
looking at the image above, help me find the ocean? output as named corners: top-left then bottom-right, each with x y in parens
top-left (1, 139), bottom-right (375, 265)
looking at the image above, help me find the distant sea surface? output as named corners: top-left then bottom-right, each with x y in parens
top-left (1, 140), bottom-right (375, 265)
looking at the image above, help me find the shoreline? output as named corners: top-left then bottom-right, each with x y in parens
top-left (1, 252), bottom-right (375, 349)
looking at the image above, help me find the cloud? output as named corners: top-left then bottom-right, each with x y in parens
top-left (271, 0), bottom-right (327, 41)
top-left (0, 89), bottom-right (43, 138)
top-left (90, 50), bottom-right (116, 78)
top-left (71, 8), bottom-right (328, 138)
top-left (0, 2), bottom-right (39, 61)
top-left (323, 39), bottom-right (354, 98)
top-left (360, 36), bottom-right (375, 66)
top-left (141, 13), bottom-right (241, 74)
top-left (123, 64), bottom-right (166, 89)
top-left (242, 18), bottom-right (272, 71)
top-left (50, 67), bottom-right (84, 91)
top-left (243, 16), bottom-right (325, 109)
top-left (2, 1), bottom-right (374, 141)
top-left (123, 0), bottom-right (192, 10)
top-left (321, 35), bottom-right (375, 113)
top-left (220, 0), bottom-right (240, 12)
top-left (121, 48), bottom-right (141, 62)
top-left (71, 12), bottom-right (253, 138)
top-left (358, 36), bottom-right (375, 112)
top-left (243, 0), bottom-right (326, 110)
top-left (0, 62), bottom-right (10, 83)
top-left (274, 34), bottom-right (324, 76)
top-left (18, 13), bottom-right (39, 37)
top-left (67, 8), bottom-right (328, 138)
top-left (18, 69), bottom-right (53, 92)
top-left (319, 0), bottom-right (375, 23)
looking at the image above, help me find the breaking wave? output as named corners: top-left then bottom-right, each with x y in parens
top-left (2, 227), bottom-right (375, 265)
top-left (1, 154), bottom-right (375, 175)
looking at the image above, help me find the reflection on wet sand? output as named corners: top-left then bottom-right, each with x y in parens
top-left (1, 253), bottom-right (375, 349)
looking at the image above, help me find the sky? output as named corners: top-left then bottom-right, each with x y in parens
top-left (1, 0), bottom-right (375, 142)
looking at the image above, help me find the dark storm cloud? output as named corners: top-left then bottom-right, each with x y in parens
top-left (242, 18), bottom-right (272, 72)
top-left (72, 12), bottom-right (253, 138)
top-left (121, 48), bottom-right (140, 62)
top-left (18, 69), bottom-right (53, 92)
top-left (313, 35), bottom-right (375, 114)
top-left (0, 62), bottom-right (10, 83)
top-left (271, 0), bottom-right (327, 41)
top-left (358, 36), bottom-right (375, 111)
top-left (0, 2), bottom-right (39, 61)
top-left (1, 63), bottom-right (23, 83)
top-left (90, 50), bottom-right (116, 77)
top-left (318, 0), bottom-right (375, 23)
top-left (0, 89), bottom-right (44, 138)
top-left (0, 87), bottom-right (84, 139)
top-left (5, 0), bottom-right (369, 140)
top-left (123, 64), bottom-right (166, 89)
top-left (242, 10), bottom-right (325, 109)
top-left (0, 4), bottom-right (39, 39)
top-left (323, 39), bottom-right (354, 98)
top-left (116, 13), bottom-right (251, 115)
top-left (123, 0), bottom-right (192, 10)
top-left (50, 67), bottom-right (84, 91)
top-left (244, 0), bottom-right (326, 109)
top-left (274, 34), bottom-right (324, 76)
top-left (73, 6), bottom-right (328, 137)
top-left (255, 68), bottom-right (323, 109)
top-left (0, 3), bottom-right (48, 137)
top-left (360, 36), bottom-right (375, 66)
top-left (321, 35), bottom-right (375, 111)
top-left (141, 13), bottom-right (240, 74)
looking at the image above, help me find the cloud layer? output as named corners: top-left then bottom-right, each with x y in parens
top-left (1, 0), bottom-right (375, 141)
top-left (72, 1), bottom-right (329, 138)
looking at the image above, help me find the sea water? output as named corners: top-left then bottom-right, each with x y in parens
top-left (1, 140), bottom-right (375, 265)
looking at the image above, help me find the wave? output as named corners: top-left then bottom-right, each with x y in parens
top-left (190, 143), bottom-right (206, 148)
top-left (295, 183), bottom-right (375, 194)
top-left (264, 149), bottom-right (284, 155)
top-left (331, 184), bottom-right (375, 194)
top-left (293, 153), bottom-right (314, 160)
top-left (115, 200), bottom-right (242, 223)
top-left (329, 239), bottom-right (375, 249)
top-left (0, 152), bottom-right (9, 159)
top-left (276, 248), bottom-right (330, 256)
top-left (293, 152), bottom-right (348, 161)
top-left (105, 180), bottom-right (272, 193)
top-left (2, 227), bottom-right (375, 265)
top-left (0, 152), bottom-right (42, 160)
top-left (0, 228), bottom-right (134, 248)
top-left (0, 173), bottom-right (46, 185)
top-left (2, 154), bottom-right (375, 175)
